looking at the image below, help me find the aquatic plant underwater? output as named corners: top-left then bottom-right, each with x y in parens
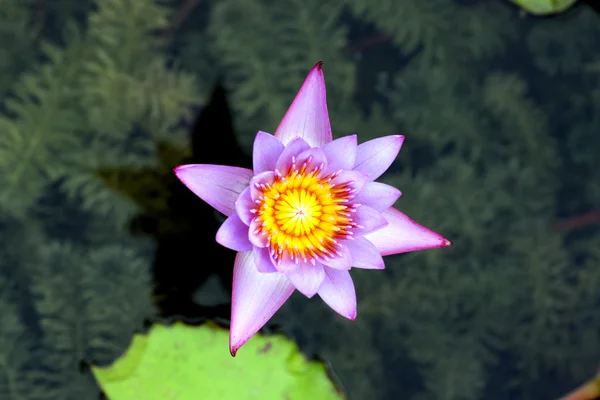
top-left (1, 0), bottom-right (600, 399)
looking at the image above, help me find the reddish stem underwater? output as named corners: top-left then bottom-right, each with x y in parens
top-left (551, 210), bottom-right (600, 233)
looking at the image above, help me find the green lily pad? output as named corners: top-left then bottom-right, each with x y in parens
top-left (510, 0), bottom-right (578, 15)
top-left (91, 322), bottom-right (346, 400)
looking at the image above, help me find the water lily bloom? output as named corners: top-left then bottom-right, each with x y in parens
top-left (175, 62), bottom-right (451, 356)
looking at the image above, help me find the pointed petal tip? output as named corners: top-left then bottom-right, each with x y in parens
top-left (307, 61), bottom-right (324, 79)
top-left (173, 164), bottom-right (194, 182)
top-left (229, 251), bottom-right (295, 357)
top-left (365, 208), bottom-right (453, 255)
top-left (424, 235), bottom-right (452, 251)
top-left (382, 134), bottom-right (405, 147)
top-left (173, 164), bottom-right (186, 175)
top-left (397, 135), bottom-right (405, 148)
top-left (229, 329), bottom-right (248, 357)
top-left (229, 330), bottom-right (251, 357)
top-left (274, 62), bottom-right (332, 147)
top-left (172, 164), bottom-right (253, 216)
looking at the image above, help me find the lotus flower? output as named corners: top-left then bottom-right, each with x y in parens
top-left (174, 62), bottom-right (451, 356)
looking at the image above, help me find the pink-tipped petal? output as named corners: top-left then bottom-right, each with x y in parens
top-left (216, 214), bottom-right (253, 251)
top-left (274, 62), bottom-right (333, 147)
top-left (234, 186), bottom-right (255, 225)
top-left (320, 244), bottom-right (352, 270)
top-left (250, 171), bottom-right (275, 201)
top-left (272, 252), bottom-right (300, 273)
top-left (365, 207), bottom-right (452, 256)
top-left (253, 131), bottom-right (285, 174)
top-left (248, 218), bottom-right (268, 247)
top-left (284, 261), bottom-right (326, 298)
top-left (294, 147), bottom-right (328, 173)
top-left (331, 170), bottom-right (369, 193)
top-left (174, 164), bottom-right (253, 216)
top-left (254, 246), bottom-right (278, 273)
top-left (352, 205), bottom-right (388, 237)
top-left (230, 252), bottom-right (295, 356)
top-left (353, 182), bottom-right (402, 212)
top-left (346, 237), bottom-right (385, 269)
top-left (318, 268), bottom-right (357, 320)
top-left (322, 135), bottom-right (357, 174)
top-left (275, 136), bottom-right (311, 174)
top-left (353, 135), bottom-right (405, 181)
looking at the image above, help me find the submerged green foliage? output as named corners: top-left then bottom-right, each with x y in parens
top-left (0, 218), bottom-right (154, 400)
top-left (26, 241), bottom-right (154, 400)
top-left (0, 0), bottom-right (195, 398)
top-left (0, 274), bottom-right (36, 400)
top-left (206, 0), bottom-right (357, 152)
top-left (1, 0), bottom-right (599, 399)
top-left (0, 0), bottom-right (198, 223)
top-left (0, 0), bottom-right (40, 94)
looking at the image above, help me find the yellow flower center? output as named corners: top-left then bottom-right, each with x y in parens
top-left (251, 158), bottom-right (358, 264)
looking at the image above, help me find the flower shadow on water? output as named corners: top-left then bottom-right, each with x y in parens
top-left (97, 81), bottom-right (251, 323)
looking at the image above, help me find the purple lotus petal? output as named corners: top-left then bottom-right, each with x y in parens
top-left (274, 252), bottom-right (306, 273)
top-left (174, 164), bottom-right (253, 216)
top-left (284, 261), bottom-right (326, 298)
top-left (353, 135), bottom-right (405, 181)
top-left (274, 62), bottom-right (332, 147)
top-left (230, 251), bottom-right (295, 356)
top-left (322, 135), bottom-right (357, 174)
top-left (352, 205), bottom-right (388, 237)
top-left (294, 147), bottom-right (328, 173)
top-left (318, 268), bottom-right (357, 320)
top-left (248, 218), bottom-right (268, 247)
top-left (253, 131), bottom-right (284, 174)
top-left (234, 187), bottom-right (255, 225)
top-left (216, 214), bottom-right (253, 251)
top-left (346, 237), bottom-right (385, 269)
top-left (275, 137), bottom-right (311, 174)
top-left (353, 182), bottom-right (402, 212)
top-left (320, 244), bottom-right (352, 270)
top-left (254, 246), bottom-right (278, 273)
top-left (330, 170), bottom-right (368, 194)
top-left (249, 171), bottom-right (275, 201)
top-left (365, 207), bottom-right (452, 255)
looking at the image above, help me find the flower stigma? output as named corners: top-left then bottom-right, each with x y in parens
top-left (250, 155), bottom-right (361, 264)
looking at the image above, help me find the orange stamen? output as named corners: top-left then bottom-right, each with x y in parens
top-left (251, 157), bottom-right (359, 264)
